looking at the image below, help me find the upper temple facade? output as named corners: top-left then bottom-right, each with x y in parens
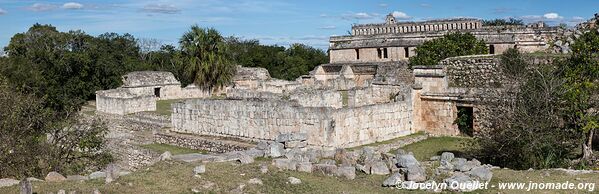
top-left (328, 13), bottom-right (558, 63)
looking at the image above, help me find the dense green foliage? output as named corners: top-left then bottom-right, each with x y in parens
top-left (558, 29), bottom-right (599, 161)
top-left (474, 40), bottom-right (598, 169)
top-left (474, 65), bottom-right (579, 169)
top-left (0, 78), bottom-right (111, 178)
top-left (179, 26), bottom-right (235, 90)
top-left (226, 37), bottom-right (328, 80)
top-left (409, 33), bottom-right (488, 66)
top-left (482, 18), bottom-right (524, 26)
top-left (1, 24), bottom-right (142, 113)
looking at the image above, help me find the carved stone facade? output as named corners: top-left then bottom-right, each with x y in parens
top-left (329, 13), bottom-right (559, 63)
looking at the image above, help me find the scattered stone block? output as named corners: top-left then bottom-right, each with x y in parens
top-left (159, 151), bottom-right (172, 161)
top-left (336, 166), bottom-right (356, 180)
top-left (88, 171), bottom-right (106, 180)
top-left (45, 172), bottom-right (66, 182)
top-left (288, 177), bottom-right (301, 185)
top-left (467, 166), bottom-right (493, 182)
top-left (236, 153), bottom-right (254, 164)
top-left (297, 162), bottom-right (313, 173)
top-left (273, 158), bottom-right (297, 171)
top-left (356, 164), bottom-right (369, 174)
top-left (0, 178), bottom-right (19, 188)
top-left (382, 172), bottom-right (403, 187)
top-left (256, 141), bottom-right (269, 150)
top-left (269, 142), bottom-right (285, 158)
top-left (396, 154), bottom-right (419, 168)
top-left (440, 152), bottom-right (454, 163)
top-left (370, 161), bottom-right (390, 175)
top-left (406, 164), bottom-right (426, 182)
top-left (444, 172), bottom-right (478, 192)
top-left (312, 164), bottom-right (338, 176)
top-left (194, 165), bottom-right (206, 175)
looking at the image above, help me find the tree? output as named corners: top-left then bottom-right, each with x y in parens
top-left (0, 77), bottom-right (111, 178)
top-left (1, 24), bottom-right (143, 114)
top-left (559, 29), bottom-right (599, 161)
top-left (482, 18), bottom-right (524, 26)
top-left (410, 33), bottom-right (488, 66)
top-left (179, 25), bottom-right (235, 90)
top-left (473, 64), bottom-right (580, 169)
top-left (225, 38), bottom-right (328, 80)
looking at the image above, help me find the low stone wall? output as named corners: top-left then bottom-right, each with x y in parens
top-left (96, 90), bottom-right (156, 115)
top-left (154, 132), bottom-right (254, 153)
top-left (290, 89), bottom-right (343, 108)
top-left (171, 99), bottom-right (413, 148)
top-left (348, 85), bottom-right (407, 107)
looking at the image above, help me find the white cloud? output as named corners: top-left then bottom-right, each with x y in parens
top-left (379, 3), bottom-right (388, 7)
top-left (319, 13), bottom-right (328, 17)
top-left (354, 12), bottom-right (373, 19)
top-left (142, 4), bottom-right (181, 14)
top-left (420, 3), bottom-right (431, 8)
top-left (0, 8), bottom-right (6, 15)
top-left (392, 11), bottom-right (412, 20)
top-left (319, 25), bottom-right (336, 29)
top-left (543, 12), bottom-right (562, 20)
top-left (27, 3), bottom-right (58, 12)
top-left (63, 2), bottom-right (84, 10)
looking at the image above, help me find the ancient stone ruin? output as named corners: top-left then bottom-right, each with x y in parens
top-left (94, 13), bottom-right (575, 148)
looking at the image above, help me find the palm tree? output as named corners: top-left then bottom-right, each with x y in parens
top-left (179, 25), bottom-right (235, 91)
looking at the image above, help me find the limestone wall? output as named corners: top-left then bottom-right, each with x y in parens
top-left (171, 99), bottom-right (413, 148)
top-left (289, 89), bottom-right (343, 109)
top-left (347, 85), bottom-right (406, 107)
top-left (96, 90), bottom-right (156, 115)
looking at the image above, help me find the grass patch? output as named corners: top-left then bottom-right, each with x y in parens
top-left (154, 99), bottom-right (185, 116)
top-left (395, 136), bottom-right (472, 161)
top-left (348, 131), bottom-right (426, 151)
top-left (140, 143), bottom-right (206, 155)
top-left (2, 160), bottom-right (597, 194)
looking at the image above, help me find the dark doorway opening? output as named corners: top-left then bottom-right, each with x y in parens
top-left (355, 49), bottom-right (360, 60)
top-left (489, 45), bottom-right (495, 54)
top-left (404, 47), bottom-right (410, 58)
top-left (154, 87), bottom-right (161, 98)
top-left (455, 106), bottom-right (474, 136)
top-left (383, 48), bottom-right (388, 59)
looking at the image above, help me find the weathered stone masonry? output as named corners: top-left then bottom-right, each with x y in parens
top-left (171, 98), bottom-right (413, 148)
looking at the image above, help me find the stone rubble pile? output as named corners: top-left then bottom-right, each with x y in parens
top-left (382, 151), bottom-right (494, 192)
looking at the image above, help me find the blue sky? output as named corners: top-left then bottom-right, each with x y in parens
top-left (0, 0), bottom-right (598, 50)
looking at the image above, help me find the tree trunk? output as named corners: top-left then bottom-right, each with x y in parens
top-left (582, 128), bottom-right (594, 161)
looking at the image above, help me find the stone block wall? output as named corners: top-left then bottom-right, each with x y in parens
top-left (347, 85), bottom-right (406, 107)
top-left (154, 133), bottom-right (254, 153)
top-left (96, 91), bottom-right (156, 115)
top-left (290, 89), bottom-right (343, 109)
top-left (171, 98), bottom-right (413, 148)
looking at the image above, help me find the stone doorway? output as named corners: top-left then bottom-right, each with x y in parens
top-left (154, 87), bottom-right (161, 98)
top-left (455, 106), bottom-right (474, 136)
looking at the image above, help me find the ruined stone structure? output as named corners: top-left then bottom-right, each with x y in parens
top-left (329, 13), bottom-right (558, 63)
top-left (96, 71), bottom-right (209, 115)
top-left (95, 13), bottom-right (591, 148)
